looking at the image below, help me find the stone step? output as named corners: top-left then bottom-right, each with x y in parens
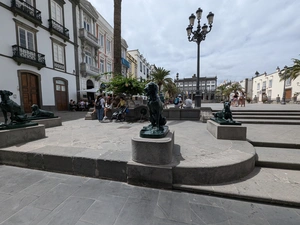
top-left (255, 147), bottom-right (300, 170)
top-left (237, 119), bottom-right (300, 125)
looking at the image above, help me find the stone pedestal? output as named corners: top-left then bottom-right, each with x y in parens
top-left (207, 120), bottom-right (247, 140)
top-left (0, 124), bottom-right (45, 148)
top-left (132, 131), bottom-right (174, 165)
top-left (32, 117), bottom-right (62, 128)
top-left (128, 131), bottom-right (174, 188)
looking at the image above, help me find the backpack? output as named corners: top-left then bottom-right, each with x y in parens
top-left (95, 100), bottom-right (102, 109)
top-left (174, 97), bottom-right (179, 105)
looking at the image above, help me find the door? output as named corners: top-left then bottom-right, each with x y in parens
top-left (21, 73), bottom-right (39, 113)
top-left (55, 79), bottom-right (68, 110)
top-left (285, 89), bottom-right (292, 101)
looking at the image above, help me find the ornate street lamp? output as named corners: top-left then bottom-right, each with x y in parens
top-left (276, 66), bottom-right (288, 105)
top-left (186, 8), bottom-right (214, 108)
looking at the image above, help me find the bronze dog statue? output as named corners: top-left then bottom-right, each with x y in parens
top-left (0, 90), bottom-right (27, 124)
top-left (31, 104), bottom-right (55, 118)
top-left (144, 82), bottom-right (166, 129)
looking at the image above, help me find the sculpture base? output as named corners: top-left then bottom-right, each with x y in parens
top-left (207, 120), bottom-right (246, 140)
top-left (28, 117), bottom-right (62, 128)
top-left (140, 125), bottom-right (169, 138)
top-left (132, 130), bottom-right (174, 165)
top-left (210, 117), bottom-right (241, 125)
top-left (0, 124), bottom-right (45, 148)
top-left (0, 122), bottom-right (38, 130)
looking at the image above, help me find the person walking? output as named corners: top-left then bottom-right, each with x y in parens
top-left (94, 95), bottom-right (105, 122)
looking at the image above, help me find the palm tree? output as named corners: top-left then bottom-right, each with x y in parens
top-left (162, 81), bottom-right (178, 101)
top-left (290, 57), bottom-right (300, 80)
top-left (113, 0), bottom-right (122, 75)
top-left (150, 66), bottom-right (172, 92)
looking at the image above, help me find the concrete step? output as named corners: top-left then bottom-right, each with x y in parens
top-left (233, 115), bottom-right (300, 120)
top-left (173, 167), bottom-right (300, 207)
top-left (255, 147), bottom-right (300, 170)
top-left (236, 119), bottom-right (300, 125)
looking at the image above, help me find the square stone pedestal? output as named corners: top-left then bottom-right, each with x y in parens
top-left (0, 124), bottom-right (46, 148)
top-left (207, 120), bottom-right (247, 140)
top-left (131, 131), bottom-right (174, 165)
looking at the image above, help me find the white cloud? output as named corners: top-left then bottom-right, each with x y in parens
top-left (89, 0), bottom-right (300, 84)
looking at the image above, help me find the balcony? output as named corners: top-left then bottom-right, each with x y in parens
top-left (12, 45), bottom-right (46, 69)
top-left (11, 0), bottom-right (42, 26)
top-left (79, 28), bottom-right (100, 48)
top-left (48, 19), bottom-right (70, 41)
top-left (80, 63), bottom-right (100, 77)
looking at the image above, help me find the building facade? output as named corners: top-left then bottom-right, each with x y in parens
top-left (0, 0), bottom-right (79, 112)
top-left (127, 49), bottom-right (152, 81)
top-left (251, 69), bottom-right (300, 103)
top-left (175, 74), bottom-right (217, 102)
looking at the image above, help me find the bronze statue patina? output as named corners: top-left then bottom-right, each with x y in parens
top-left (0, 90), bottom-right (37, 129)
top-left (29, 104), bottom-right (56, 119)
top-left (210, 101), bottom-right (241, 125)
top-left (140, 82), bottom-right (168, 138)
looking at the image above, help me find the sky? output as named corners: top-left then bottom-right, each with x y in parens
top-left (88, 0), bottom-right (300, 84)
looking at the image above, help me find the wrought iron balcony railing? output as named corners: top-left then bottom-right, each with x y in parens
top-left (48, 19), bottom-right (70, 40)
top-left (11, 0), bottom-right (42, 25)
top-left (12, 45), bottom-right (46, 69)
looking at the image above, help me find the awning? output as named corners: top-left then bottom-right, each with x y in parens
top-left (121, 57), bottom-right (130, 68)
top-left (77, 88), bottom-right (100, 93)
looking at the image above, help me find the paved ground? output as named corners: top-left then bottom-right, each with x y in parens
top-left (0, 165), bottom-right (300, 225)
top-left (0, 103), bottom-right (300, 224)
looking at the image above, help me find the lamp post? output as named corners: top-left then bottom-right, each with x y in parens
top-left (276, 66), bottom-right (288, 105)
top-left (186, 8), bottom-right (214, 108)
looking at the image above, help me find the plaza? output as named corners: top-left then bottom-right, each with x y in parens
top-left (0, 103), bottom-right (300, 224)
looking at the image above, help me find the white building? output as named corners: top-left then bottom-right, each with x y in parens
top-left (127, 49), bottom-right (152, 81)
top-left (0, 0), bottom-right (79, 112)
top-left (252, 68), bottom-right (300, 103)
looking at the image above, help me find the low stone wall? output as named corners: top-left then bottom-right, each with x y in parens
top-left (163, 107), bottom-right (213, 121)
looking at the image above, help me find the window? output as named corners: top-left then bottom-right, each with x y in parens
top-left (100, 59), bottom-right (104, 73)
top-left (54, 43), bottom-right (64, 63)
top-left (257, 83), bottom-right (260, 90)
top-left (51, 0), bottom-right (62, 23)
top-left (51, 38), bottom-right (66, 71)
top-left (269, 79), bottom-right (272, 88)
top-left (262, 81), bottom-right (266, 89)
top-left (55, 80), bottom-right (66, 92)
top-left (140, 62), bottom-right (142, 72)
top-left (19, 27), bottom-right (34, 51)
top-left (85, 52), bottom-right (92, 65)
top-left (286, 78), bottom-right (291, 86)
top-left (99, 33), bottom-right (104, 47)
top-left (106, 39), bottom-right (111, 53)
top-left (83, 16), bottom-right (91, 32)
top-left (107, 63), bottom-right (112, 73)
top-left (143, 65), bottom-right (145, 74)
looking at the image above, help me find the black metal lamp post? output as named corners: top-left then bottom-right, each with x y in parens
top-left (186, 8), bottom-right (214, 108)
top-left (276, 66), bottom-right (288, 105)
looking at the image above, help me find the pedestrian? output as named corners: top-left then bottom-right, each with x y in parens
top-left (276, 94), bottom-right (280, 104)
top-left (103, 94), bottom-right (112, 120)
top-left (239, 91), bottom-right (245, 107)
top-left (94, 95), bottom-right (105, 122)
top-left (183, 96), bottom-right (193, 108)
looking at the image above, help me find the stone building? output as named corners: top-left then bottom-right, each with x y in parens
top-left (174, 74), bottom-right (217, 102)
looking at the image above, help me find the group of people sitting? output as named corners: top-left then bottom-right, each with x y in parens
top-left (93, 94), bottom-right (126, 122)
top-left (231, 91), bottom-right (246, 107)
top-left (69, 99), bottom-right (91, 111)
top-left (173, 94), bottom-right (193, 109)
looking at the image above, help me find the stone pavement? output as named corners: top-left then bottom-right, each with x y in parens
top-left (0, 103), bottom-right (300, 208)
top-left (0, 165), bottom-right (300, 225)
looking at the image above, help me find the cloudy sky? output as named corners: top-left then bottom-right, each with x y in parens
top-left (89, 0), bottom-right (300, 84)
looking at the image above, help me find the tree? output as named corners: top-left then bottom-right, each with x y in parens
top-left (150, 66), bottom-right (172, 92)
top-left (106, 76), bottom-right (145, 96)
top-left (290, 57), bottom-right (300, 80)
top-left (162, 81), bottom-right (178, 101)
top-left (113, 0), bottom-right (122, 75)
